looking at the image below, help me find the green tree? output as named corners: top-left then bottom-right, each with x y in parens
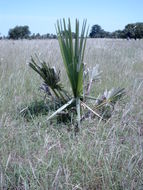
top-left (122, 23), bottom-right (143, 39)
top-left (8, 25), bottom-right (31, 39)
top-left (89, 25), bottom-right (104, 38)
top-left (89, 24), bottom-right (110, 38)
top-left (111, 30), bottom-right (123, 38)
top-left (123, 24), bottom-right (136, 39)
top-left (134, 23), bottom-right (143, 39)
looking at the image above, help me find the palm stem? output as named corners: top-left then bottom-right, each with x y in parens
top-left (81, 101), bottom-right (102, 119)
top-left (47, 98), bottom-right (75, 121)
top-left (51, 88), bottom-right (60, 99)
top-left (76, 97), bottom-right (81, 128)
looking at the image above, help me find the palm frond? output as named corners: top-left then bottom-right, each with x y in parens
top-left (56, 18), bottom-right (88, 98)
top-left (29, 55), bottom-right (69, 102)
top-left (85, 64), bottom-right (101, 95)
top-left (96, 88), bottom-right (125, 107)
top-left (47, 98), bottom-right (75, 121)
top-left (95, 88), bottom-right (125, 119)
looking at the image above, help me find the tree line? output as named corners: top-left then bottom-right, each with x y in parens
top-left (0, 26), bottom-right (57, 40)
top-left (0, 22), bottom-right (143, 40)
top-left (89, 23), bottom-right (143, 39)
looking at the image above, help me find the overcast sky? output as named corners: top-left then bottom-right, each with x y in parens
top-left (0, 0), bottom-right (143, 36)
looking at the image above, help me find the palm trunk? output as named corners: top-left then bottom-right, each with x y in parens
top-left (76, 97), bottom-right (81, 129)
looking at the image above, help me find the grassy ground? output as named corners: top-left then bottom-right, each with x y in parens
top-left (0, 39), bottom-right (143, 189)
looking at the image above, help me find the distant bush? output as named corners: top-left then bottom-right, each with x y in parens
top-left (89, 24), bottom-right (110, 38)
top-left (30, 33), bottom-right (57, 39)
top-left (122, 23), bottom-right (143, 39)
top-left (8, 25), bottom-right (31, 39)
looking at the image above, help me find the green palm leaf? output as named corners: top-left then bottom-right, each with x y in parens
top-left (29, 55), bottom-right (69, 102)
top-left (56, 18), bottom-right (88, 98)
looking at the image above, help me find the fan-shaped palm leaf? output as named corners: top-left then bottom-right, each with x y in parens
top-left (55, 19), bottom-right (88, 127)
top-left (29, 55), bottom-right (69, 102)
top-left (56, 18), bottom-right (88, 98)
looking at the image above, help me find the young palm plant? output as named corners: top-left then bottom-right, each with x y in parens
top-left (47, 19), bottom-right (88, 127)
top-left (28, 19), bottom-right (125, 128)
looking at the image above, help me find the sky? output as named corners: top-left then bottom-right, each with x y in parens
top-left (0, 0), bottom-right (143, 36)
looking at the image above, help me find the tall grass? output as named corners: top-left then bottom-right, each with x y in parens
top-left (0, 39), bottom-right (143, 189)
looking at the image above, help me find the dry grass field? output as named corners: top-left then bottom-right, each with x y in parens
top-left (0, 39), bottom-right (143, 189)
